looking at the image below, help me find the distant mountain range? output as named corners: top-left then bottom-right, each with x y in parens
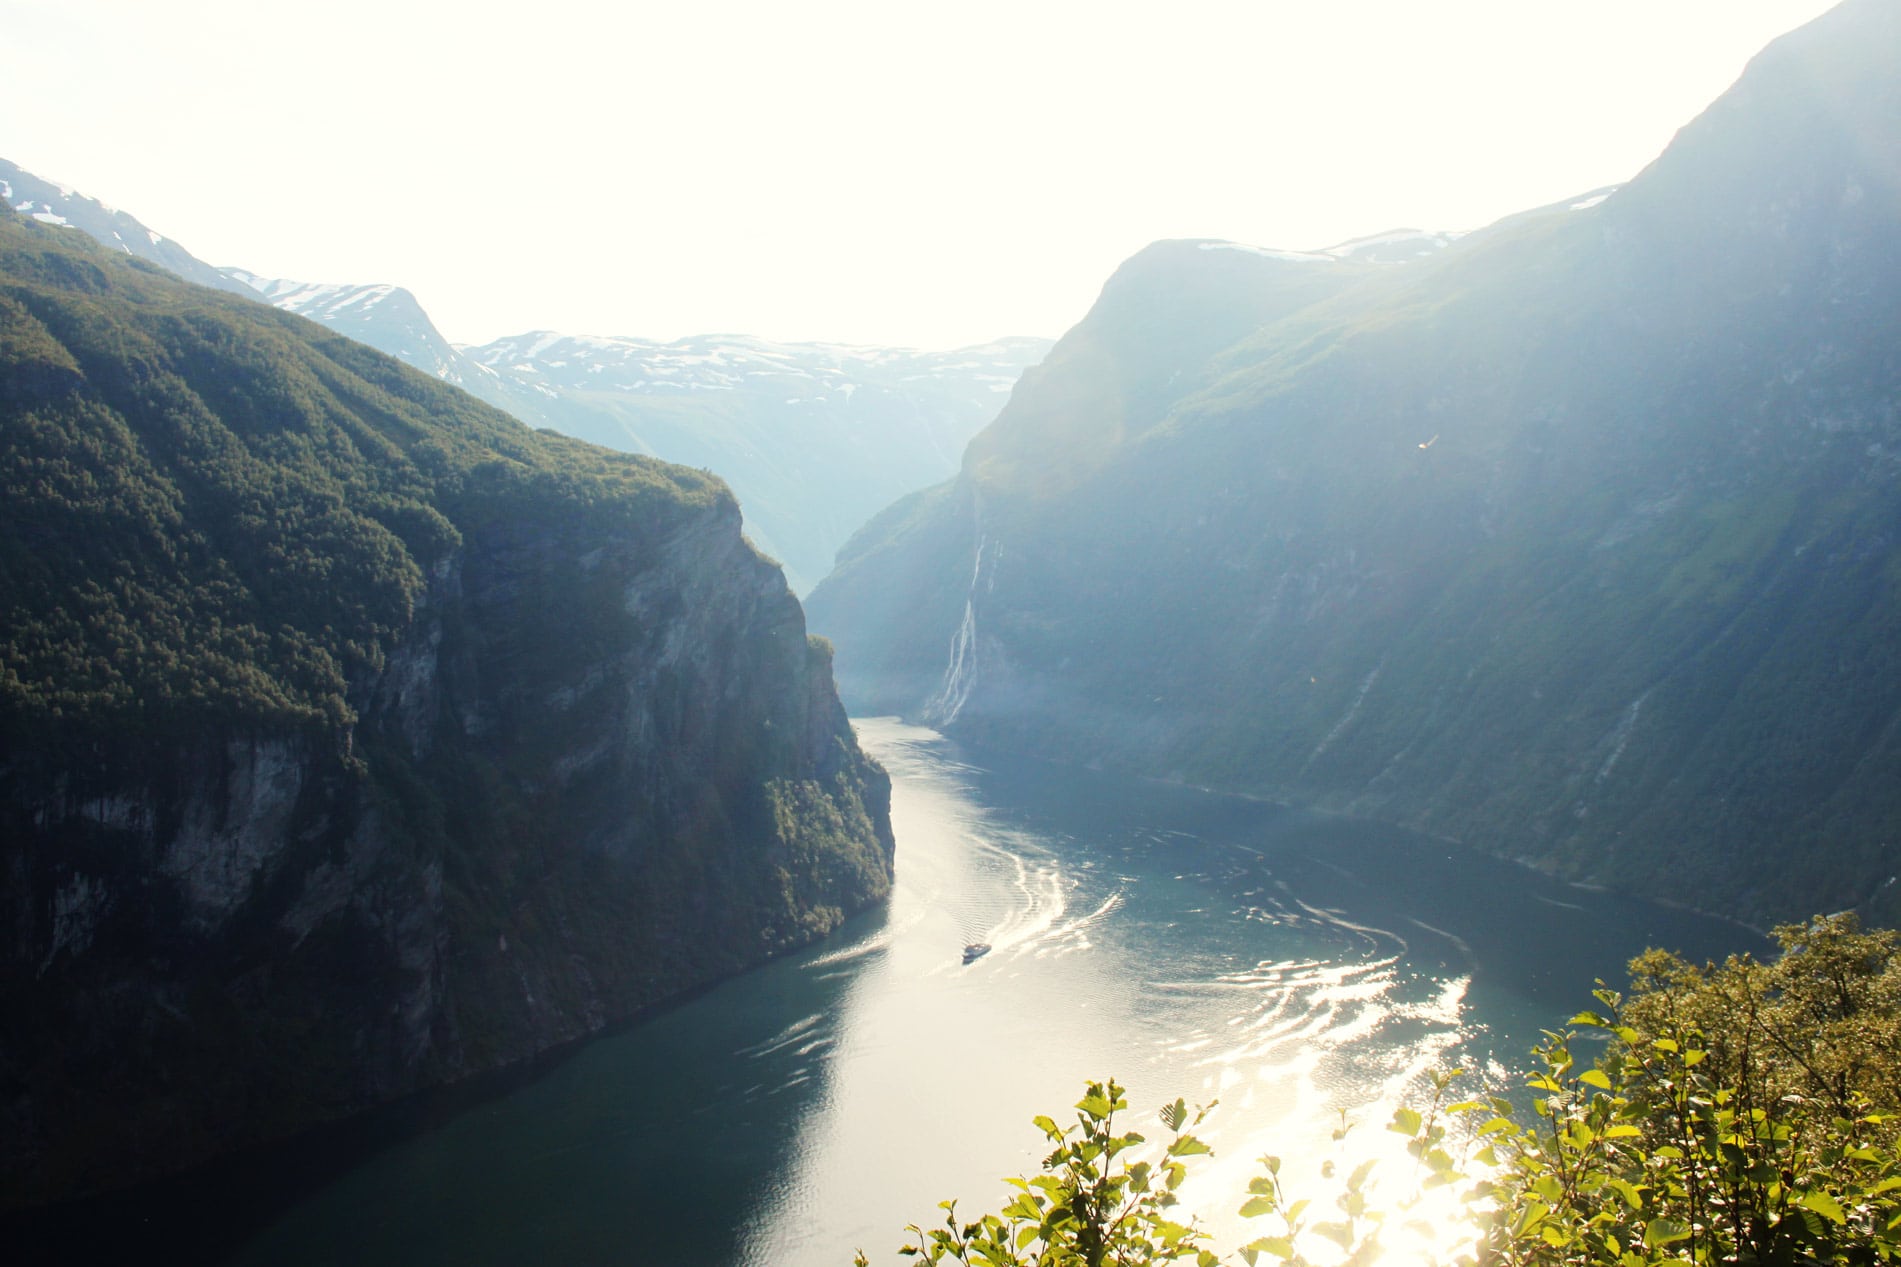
top-left (1, 157), bottom-right (1050, 592)
top-left (461, 331), bottom-right (1047, 591)
top-left (808, 0), bottom-right (1901, 928)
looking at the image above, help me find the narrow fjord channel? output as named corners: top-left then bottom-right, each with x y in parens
top-left (92, 719), bottom-right (1766, 1264)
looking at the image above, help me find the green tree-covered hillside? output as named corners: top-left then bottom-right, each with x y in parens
top-left (0, 206), bottom-right (894, 1208)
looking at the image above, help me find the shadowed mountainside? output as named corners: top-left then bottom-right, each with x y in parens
top-left (0, 208), bottom-right (893, 1208)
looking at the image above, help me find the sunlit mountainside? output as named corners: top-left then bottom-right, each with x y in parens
top-left (809, 0), bottom-right (1901, 928)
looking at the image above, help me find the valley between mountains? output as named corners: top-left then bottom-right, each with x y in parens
top-left (2, 0), bottom-right (1899, 1249)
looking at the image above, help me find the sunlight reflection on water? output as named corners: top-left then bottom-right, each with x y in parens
top-left (741, 719), bottom-right (1498, 1266)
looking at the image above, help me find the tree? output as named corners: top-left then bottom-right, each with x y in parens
top-left (858, 1078), bottom-right (1220, 1267)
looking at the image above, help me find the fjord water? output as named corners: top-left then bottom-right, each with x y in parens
top-left (220, 718), bottom-right (1758, 1266)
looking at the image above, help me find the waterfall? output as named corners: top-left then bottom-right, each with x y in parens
top-left (924, 534), bottom-right (986, 725)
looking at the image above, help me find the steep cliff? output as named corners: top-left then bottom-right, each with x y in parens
top-left (0, 210), bottom-right (893, 1208)
top-left (809, 0), bottom-right (1901, 927)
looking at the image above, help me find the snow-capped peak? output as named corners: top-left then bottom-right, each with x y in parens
top-left (221, 269), bottom-right (400, 315)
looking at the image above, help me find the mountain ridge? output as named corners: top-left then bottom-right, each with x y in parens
top-left (0, 156), bottom-right (1051, 592)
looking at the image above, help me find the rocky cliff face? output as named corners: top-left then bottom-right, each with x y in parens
top-left (0, 211), bottom-right (892, 1209)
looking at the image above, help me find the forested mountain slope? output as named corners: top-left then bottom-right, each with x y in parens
top-left (0, 209), bottom-right (893, 1207)
top-left (808, 0), bottom-right (1901, 928)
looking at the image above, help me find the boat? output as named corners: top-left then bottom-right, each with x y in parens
top-left (962, 942), bottom-right (991, 964)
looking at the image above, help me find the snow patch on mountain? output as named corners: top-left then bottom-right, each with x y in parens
top-left (1198, 228), bottom-right (1463, 267)
top-left (1321, 228), bottom-right (1462, 259)
top-left (1198, 241), bottom-right (1336, 264)
top-left (216, 267), bottom-right (470, 384)
top-left (1566, 185), bottom-right (1622, 211)
top-left (2, 157), bottom-right (252, 298)
top-left (225, 270), bottom-right (399, 317)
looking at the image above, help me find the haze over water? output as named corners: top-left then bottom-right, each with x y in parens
top-left (216, 718), bottom-right (1760, 1266)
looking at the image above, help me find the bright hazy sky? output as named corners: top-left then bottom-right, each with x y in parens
top-left (0, 0), bottom-right (1843, 350)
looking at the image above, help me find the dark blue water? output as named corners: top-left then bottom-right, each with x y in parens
top-left (33, 719), bottom-right (1766, 1265)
